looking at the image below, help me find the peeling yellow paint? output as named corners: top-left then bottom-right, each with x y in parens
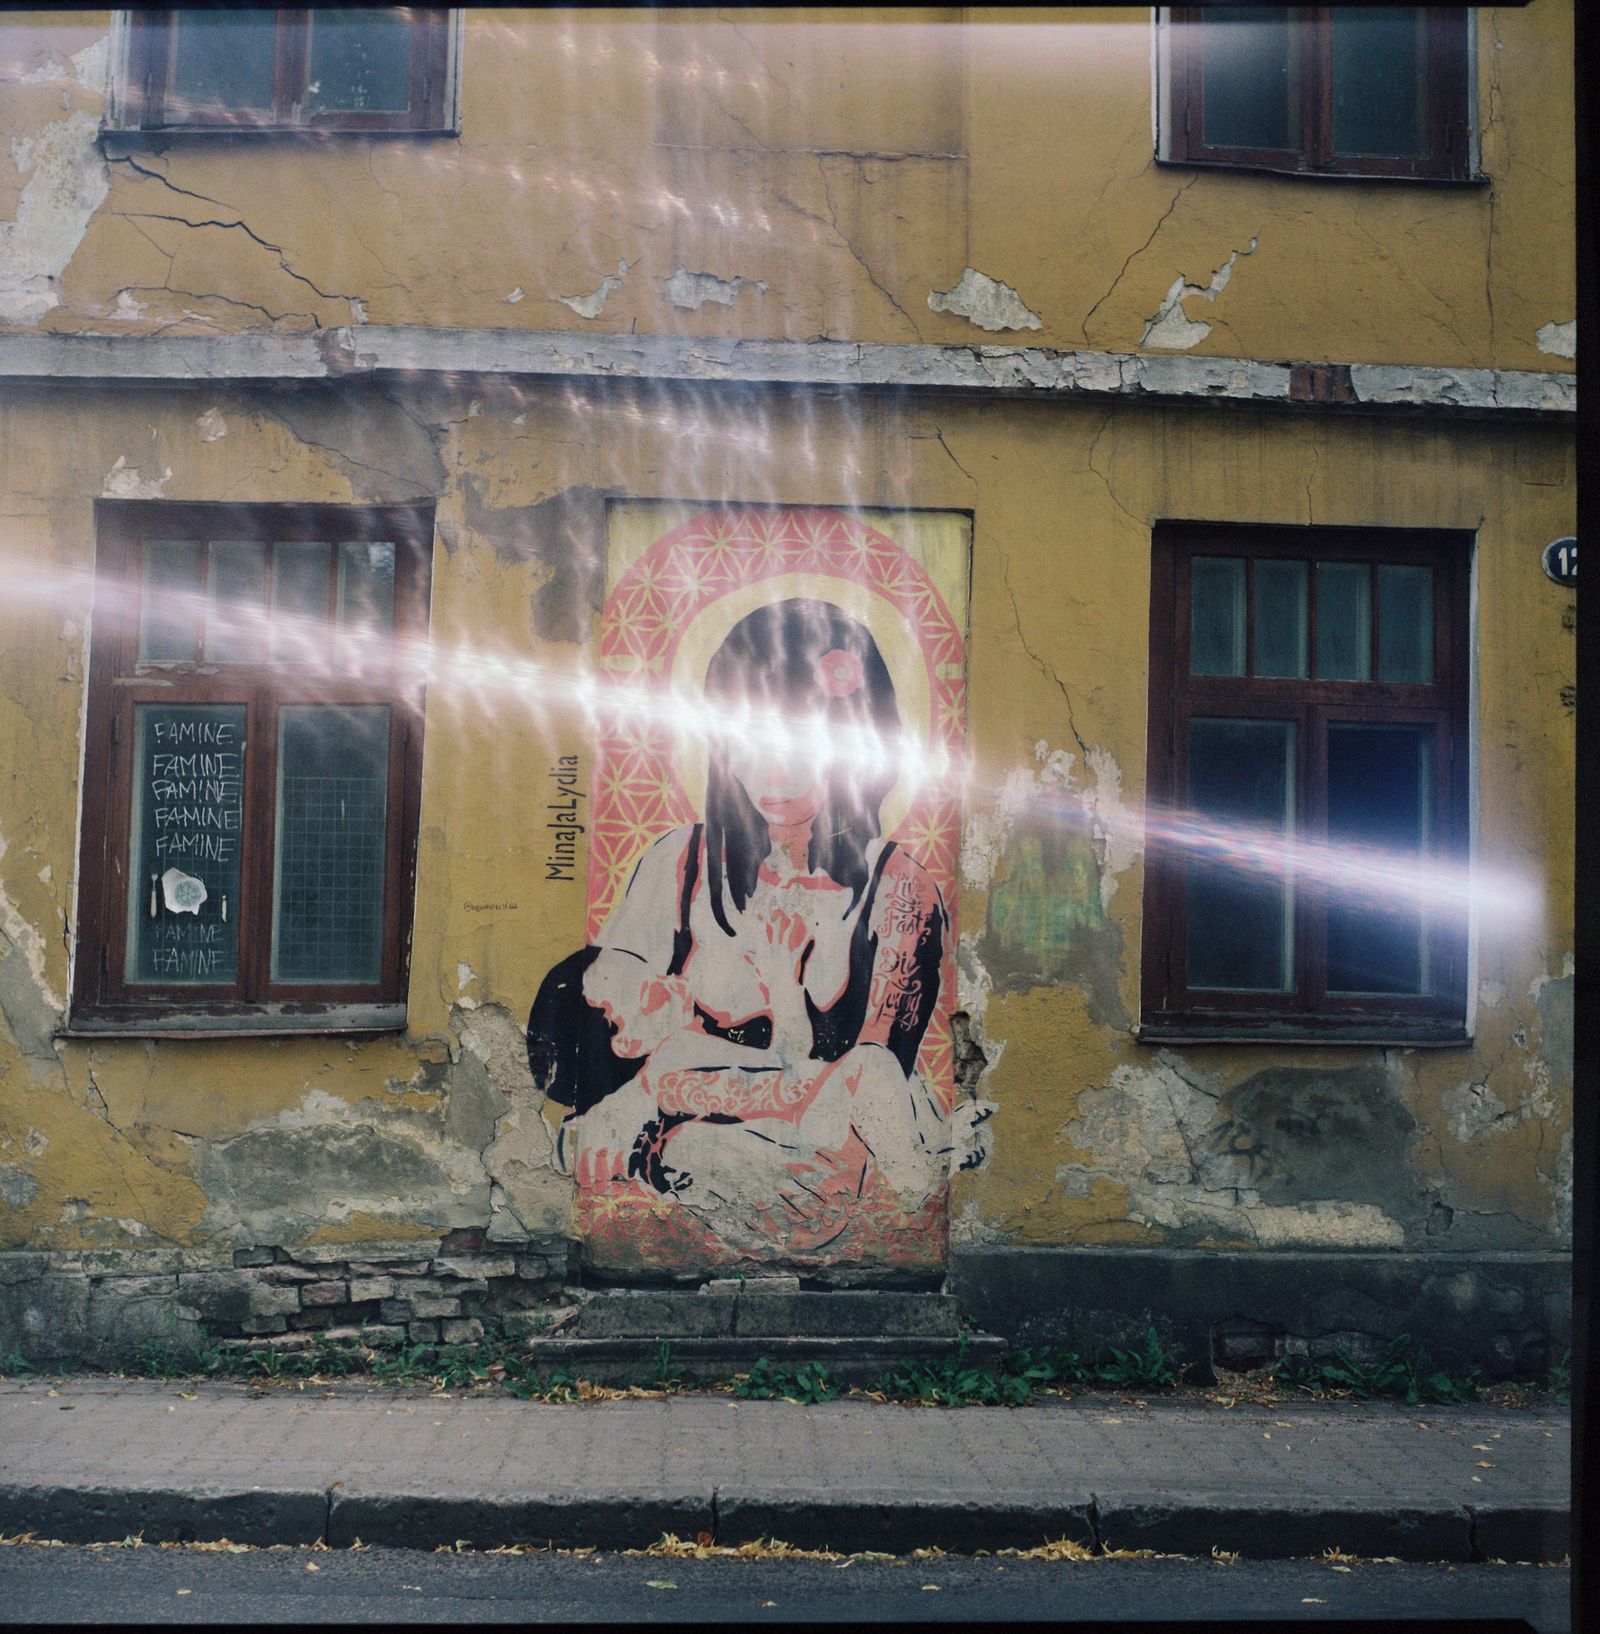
top-left (0, 6), bottom-right (1575, 1275)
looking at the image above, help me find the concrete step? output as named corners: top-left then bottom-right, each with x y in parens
top-left (572, 1285), bottom-right (966, 1341)
top-left (520, 1331), bottom-right (1009, 1386)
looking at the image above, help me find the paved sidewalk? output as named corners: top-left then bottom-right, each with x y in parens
top-left (0, 1377), bottom-right (1570, 1563)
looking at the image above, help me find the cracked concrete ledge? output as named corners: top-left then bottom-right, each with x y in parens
top-left (0, 329), bottom-right (1575, 417)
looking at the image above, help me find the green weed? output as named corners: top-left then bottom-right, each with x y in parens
top-left (1550, 1349), bottom-right (1571, 1402)
top-left (1273, 1334), bottom-right (1478, 1405)
top-left (0, 1350), bottom-right (38, 1377)
top-left (732, 1356), bottom-right (841, 1403)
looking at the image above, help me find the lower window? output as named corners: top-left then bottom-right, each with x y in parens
top-left (71, 502), bottom-right (433, 1033)
top-left (1140, 523), bottom-right (1470, 1042)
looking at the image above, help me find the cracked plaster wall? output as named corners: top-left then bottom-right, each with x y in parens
top-left (0, 380), bottom-right (1572, 1274)
top-left (0, 7), bottom-right (1577, 372)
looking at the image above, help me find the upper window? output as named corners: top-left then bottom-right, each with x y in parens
top-left (71, 503), bottom-right (434, 1034)
top-left (1141, 524), bottom-right (1471, 1043)
top-left (1160, 6), bottom-right (1474, 181)
top-left (111, 8), bottom-right (455, 133)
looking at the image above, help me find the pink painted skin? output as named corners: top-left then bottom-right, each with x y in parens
top-left (570, 721), bottom-right (976, 1230)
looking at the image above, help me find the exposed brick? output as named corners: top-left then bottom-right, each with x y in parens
top-left (405, 1296), bottom-right (462, 1319)
top-left (301, 1281), bottom-right (349, 1307)
top-left (177, 1270), bottom-right (300, 1322)
top-left (238, 1315), bottom-right (288, 1335)
top-left (232, 1248), bottom-right (275, 1268)
top-left (348, 1276), bottom-right (395, 1303)
top-left (220, 1332), bottom-right (316, 1353)
top-left (440, 1318), bottom-right (485, 1345)
top-left (432, 1254), bottom-right (517, 1281)
top-left (439, 1228), bottom-right (486, 1254)
top-left (322, 1323), bottom-right (406, 1348)
top-left (259, 1265), bottom-right (321, 1284)
top-left (407, 1320), bottom-right (441, 1342)
top-left (404, 1276), bottom-right (488, 1298)
top-left (291, 1308), bottom-right (333, 1330)
top-left (352, 1260), bottom-right (431, 1276)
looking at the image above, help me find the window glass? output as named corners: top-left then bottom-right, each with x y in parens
top-left (1190, 556), bottom-right (1246, 676)
top-left (205, 541), bottom-right (270, 663)
top-left (272, 706), bottom-right (391, 984)
top-left (138, 539), bottom-right (203, 662)
top-left (337, 541), bottom-right (398, 636)
top-left (126, 703), bottom-right (245, 985)
top-left (1326, 723), bottom-right (1432, 994)
top-left (1378, 564), bottom-right (1434, 683)
top-left (1185, 718), bottom-right (1296, 992)
top-left (1253, 558), bottom-right (1308, 678)
top-left (168, 9), bottom-right (278, 110)
top-left (1332, 7), bottom-right (1427, 158)
top-left (1200, 7), bottom-right (1295, 152)
top-left (271, 541), bottom-right (333, 661)
top-left (1314, 561), bottom-right (1372, 681)
top-left (306, 9), bottom-right (414, 113)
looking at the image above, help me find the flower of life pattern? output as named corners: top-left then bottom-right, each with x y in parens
top-left (590, 506), bottom-right (965, 1108)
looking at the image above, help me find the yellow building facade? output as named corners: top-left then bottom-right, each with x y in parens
top-left (0, 6), bottom-right (1574, 1374)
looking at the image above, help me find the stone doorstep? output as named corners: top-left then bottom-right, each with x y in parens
top-left (574, 1288), bottom-right (966, 1341)
top-left (520, 1332), bottom-right (1008, 1385)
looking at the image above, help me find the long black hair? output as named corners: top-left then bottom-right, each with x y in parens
top-left (703, 598), bottom-right (899, 934)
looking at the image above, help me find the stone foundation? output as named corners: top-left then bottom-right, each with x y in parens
top-left (0, 1229), bottom-right (570, 1365)
top-left (948, 1246), bottom-right (1573, 1384)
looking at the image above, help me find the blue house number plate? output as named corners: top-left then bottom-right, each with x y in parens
top-left (1542, 537), bottom-right (1577, 587)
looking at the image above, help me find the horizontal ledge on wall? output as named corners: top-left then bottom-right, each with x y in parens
top-left (0, 330), bottom-right (1575, 417)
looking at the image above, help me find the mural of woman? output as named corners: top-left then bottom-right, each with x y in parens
top-left (528, 596), bottom-right (984, 1269)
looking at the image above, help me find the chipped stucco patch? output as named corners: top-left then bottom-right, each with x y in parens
top-left (962, 740), bottom-right (1138, 903)
top-left (1141, 237), bottom-right (1259, 351)
top-left (100, 455), bottom-right (171, 499)
top-left (664, 267), bottom-right (765, 310)
top-left (194, 406), bottom-right (228, 443)
top-left (928, 267), bottom-right (1042, 333)
top-left (1060, 1056), bottom-right (1420, 1250)
top-left (71, 36), bottom-right (109, 94)
top-left (1, 110), bottom-right (110, 324)
top-left (559, 259), bottom-right (633, 320)
top-left (1535, 320), bottom-right (1575, 359)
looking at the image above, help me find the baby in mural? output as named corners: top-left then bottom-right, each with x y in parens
top-left (528, 597), bottom-right (987, 1261)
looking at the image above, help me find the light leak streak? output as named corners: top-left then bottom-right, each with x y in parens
top-left (9, 562), bottom-right (1537, 925)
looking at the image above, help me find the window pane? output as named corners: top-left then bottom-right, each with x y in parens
top-left (168, 9), bottom-right (278, 111)
top-left (272, 706), bottom-right (390, 984)
top-left (271, 541), bottom-right (333, 662)
top-left (205, 540), bottom-right (269, 663)
top-left (1314, 562), bottom-right (1372, 680)
top-left (1253, 558), bottom-right (1308, 678)
top-left (306, 9), bottom-right (414, 113)
top-left (1190, 556), bottom-right (1246, 676)
top-left (337, 541), bottom-right (397, 635)
top-left (139, 539), bottom-right (202, 662)
top-left (126, 704), bottom-right (244, 986)
top-left (1200, 7), bottom-right (1295, 153)
top-left (1332, 7), bottom-right (1426, 158)
top-left (1326, 723), bottom-right (1433, 994)
top-left (1185, 718), bottom-right (1296, 992)
top-left (1378, 564), bottom-right (1434, 683)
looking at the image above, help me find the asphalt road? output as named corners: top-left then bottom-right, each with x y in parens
top-left (0, 1542), bottom-right (1570, 1629)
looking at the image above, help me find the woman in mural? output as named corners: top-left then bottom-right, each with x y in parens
top-left (529, 597), bottom-right (978, 1262)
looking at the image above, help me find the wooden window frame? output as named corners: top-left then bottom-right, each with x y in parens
top-left (1141, 523), bottom-right (1471, 1045)
top-left (115, 8), bottom-right (454, 135)
top-left (70, 502), bottom-right (434, 1037)
top-left (1164, 6), bottom-right (1475, 182)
